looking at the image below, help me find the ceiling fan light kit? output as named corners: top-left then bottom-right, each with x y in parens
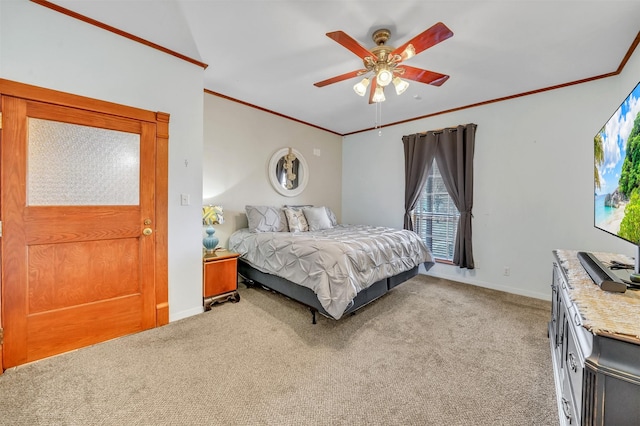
top-left (392, 76), bottom-right (410, 95)
top-left (372, 86), bottom-right (386, 103)
top-left (314, 22), bottom-right (453, 104)
top-left (353, 77), bottom-right (370, 96)
top-left (376, 66), bottom-right (393, 87)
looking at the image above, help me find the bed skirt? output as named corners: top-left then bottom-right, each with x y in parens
top-left (237, 259), bottom-right (419, 321)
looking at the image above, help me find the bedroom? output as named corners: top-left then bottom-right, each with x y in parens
top-left (1, 0), bottom-right (640, 422)
top-left (1, 0), bottom-right (638, 320)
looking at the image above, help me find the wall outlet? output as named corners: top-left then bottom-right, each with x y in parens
top-left (503, 266), bottom-right (510, 276)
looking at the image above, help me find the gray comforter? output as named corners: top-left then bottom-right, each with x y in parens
top-left (229, 224), bottom-right (434, 319)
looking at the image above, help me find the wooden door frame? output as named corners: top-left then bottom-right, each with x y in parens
top-left (0, 79), bottom-right (169, 373)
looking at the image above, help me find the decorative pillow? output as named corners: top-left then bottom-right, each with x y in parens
top-left (284, 207), bottom-right (309, 232)
top-left (303, 206), bottom-right (333, 231)
top-left (324, 206), bottom-right (338, 227)
top-left (245, 205), bottom-right (287, 232)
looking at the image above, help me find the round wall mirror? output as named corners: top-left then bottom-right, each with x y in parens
top-left (268, 148), bottom-right (309, 197)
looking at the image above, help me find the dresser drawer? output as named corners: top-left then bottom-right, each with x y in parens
top-left (561, 372), bottom-right (579, 425)
top-left (565, 319), bottom-right (584, 423)
top-left (551, 265), bottom-right (562, 348)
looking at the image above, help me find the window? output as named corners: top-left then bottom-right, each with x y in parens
top-left (412, 160), bottom-right (460, 261)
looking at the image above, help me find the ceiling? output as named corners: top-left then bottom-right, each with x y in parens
top-left (47, 0), bottom-right (640, 135)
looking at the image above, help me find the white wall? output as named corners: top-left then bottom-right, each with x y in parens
top-left (202, 93), bottom-right (342, 246)
top-left (343, 48), bottom-right (640, 301)
top-left (0, 0), bottom-right (205, 321)
top-left (4, 0), bottom-right (635, 316)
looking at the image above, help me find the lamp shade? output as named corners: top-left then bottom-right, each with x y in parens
top-left (393, 77), bottom-right (409, 95)
top-left (353, 77), bottom-right (370, 96)
top-left (372, 86), bottom-right (386, 103)
top-left (376, 68), bottom-right (393, 87)
top-left (203, 205), bottom-right (223, 225)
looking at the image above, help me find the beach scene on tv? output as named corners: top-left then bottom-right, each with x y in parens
top-left (595, 82), bottom-right (640, 243)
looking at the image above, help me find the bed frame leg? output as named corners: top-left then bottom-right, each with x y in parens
top-left (310, 308), bottom-right (317, 325)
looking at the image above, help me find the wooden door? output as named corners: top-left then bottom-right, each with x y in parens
top-left (1, 92), bottom-right (161, 368)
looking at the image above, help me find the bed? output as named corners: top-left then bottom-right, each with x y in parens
top-left (228, 205), bottom-right (434, 323)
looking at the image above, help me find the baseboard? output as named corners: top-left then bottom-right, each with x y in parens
top-left (169, 306), bottom-right (204, 322)
top-left (422, 271), bottom-right (552, 302)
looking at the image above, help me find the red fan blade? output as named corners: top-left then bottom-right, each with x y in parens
top-left (314, 69), bottom-right (367, 87)
top-left (399, 65), bottom-right (449, 86)
top-left (391, 22), bottom-right (453, 62)
top-left (326, 31), bottom-right (378, 61)
top-left (368, 77), bottom-right (378, 104)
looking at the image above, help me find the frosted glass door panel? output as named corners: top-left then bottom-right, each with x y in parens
top-left (28, 118), bottom-right (140, 206)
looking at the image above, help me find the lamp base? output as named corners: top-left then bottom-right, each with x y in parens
top-left (203, 225), bottom-right (219, 253)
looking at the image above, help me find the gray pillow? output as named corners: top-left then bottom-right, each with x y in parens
top-left (245, 205), bottom-right (287, 232)
top-left (303, 206), bottom-right (333, 231)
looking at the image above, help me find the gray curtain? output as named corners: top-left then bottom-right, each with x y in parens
top-left (402, 132), bottom-right (438, 230)
top-left (402, 123), bottom-right (477, 269)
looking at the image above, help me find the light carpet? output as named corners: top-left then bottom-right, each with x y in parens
top-left (0, 275), bottom-right (556, 425)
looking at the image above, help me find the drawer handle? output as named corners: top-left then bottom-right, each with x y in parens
top-left (558, 330), bottom-right (564, 348)
top-left (568, 352), bottom-right (578, 373)
top-left (573, 312), bottom-right (582, 327)
top-left (561, 397), bottom-right (573, 423)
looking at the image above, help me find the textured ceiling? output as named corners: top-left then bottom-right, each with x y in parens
top-left (49, 0), bottom-right (640, 135)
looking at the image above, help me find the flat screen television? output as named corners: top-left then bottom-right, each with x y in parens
top-left (594, 80), bottom-right (640, 277)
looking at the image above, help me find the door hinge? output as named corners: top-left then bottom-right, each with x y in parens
top-left (0, 111), bottom-right (3, 129)
top-left (0, 328), bottom-right (3, 345)
top-left (0, 220), bottom-right (2, 237)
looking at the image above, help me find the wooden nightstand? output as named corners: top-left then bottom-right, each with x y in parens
top-left (203, 249), bottom-right (240, 311)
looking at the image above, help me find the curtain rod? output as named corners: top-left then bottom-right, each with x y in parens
top-left (418, 123), bottom-right (477, 135)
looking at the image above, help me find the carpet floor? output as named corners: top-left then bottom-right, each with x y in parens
top-left (0, 274), bottom-right (556, 425)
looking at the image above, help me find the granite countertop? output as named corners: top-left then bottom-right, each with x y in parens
top-left (554, 249), bottom-right (640, 344)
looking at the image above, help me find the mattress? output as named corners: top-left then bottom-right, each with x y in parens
top-left (229, 224), bottom-right (434, 319)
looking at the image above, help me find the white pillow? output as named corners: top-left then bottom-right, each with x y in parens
top-left (303, 206), bottom-right (333, 231)
top-left (324, 206), bottom-right (338, 226)
top-left (284, 207), bottom-right (309, 232)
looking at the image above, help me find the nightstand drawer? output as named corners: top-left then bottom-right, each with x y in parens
top-left (204, 257), bottom-right (237, 297)
top-left (203, 250), bottom-right (240, 300)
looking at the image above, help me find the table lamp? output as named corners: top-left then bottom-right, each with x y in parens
top-left (202, 205), bottom-right (223, 253)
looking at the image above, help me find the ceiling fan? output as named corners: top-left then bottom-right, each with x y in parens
top-left (314, 22), bottom-right (453, 103)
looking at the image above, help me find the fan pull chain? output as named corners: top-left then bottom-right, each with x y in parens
top-left (375, 101), bottom-right (382, 136)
